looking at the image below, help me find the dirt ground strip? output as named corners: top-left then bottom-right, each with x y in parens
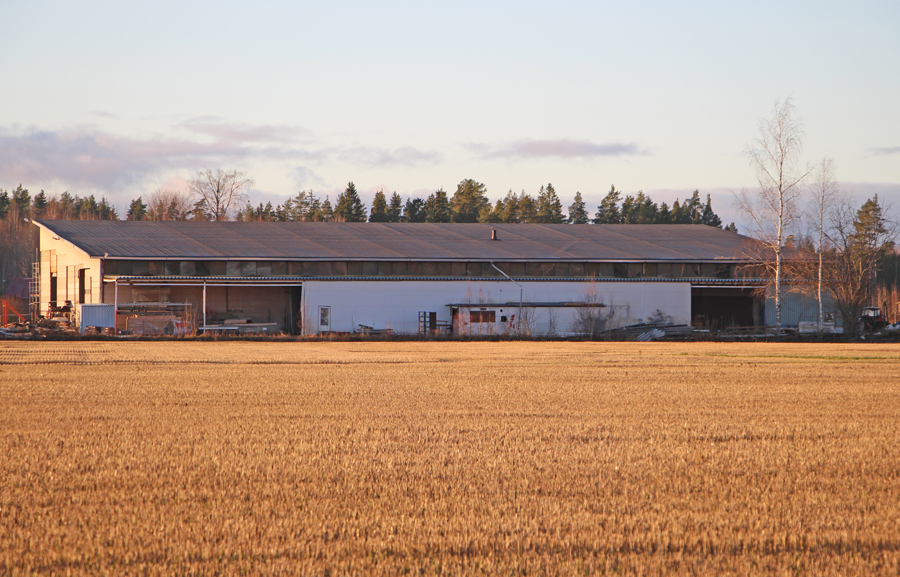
top-left (1, 342), bottom-right (899, 575)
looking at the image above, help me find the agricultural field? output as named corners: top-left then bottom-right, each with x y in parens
top-left (1, 341), bottom-right (899, 575)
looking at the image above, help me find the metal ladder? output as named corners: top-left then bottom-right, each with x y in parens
top-left (29, 261), bottom-right (40, 322)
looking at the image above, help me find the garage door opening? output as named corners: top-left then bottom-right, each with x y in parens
top-left (691, 288), bottom-right (759, 329)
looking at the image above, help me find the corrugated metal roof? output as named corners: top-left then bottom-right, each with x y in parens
top-left (35, 221), bottom-right (758, 261)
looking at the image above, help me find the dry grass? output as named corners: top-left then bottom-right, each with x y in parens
top-left (1, 342), bottom-right (899, 575)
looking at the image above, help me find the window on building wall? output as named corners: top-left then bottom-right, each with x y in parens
top-left (469, 310), bottom-right (496, 323)
top-left (700, 263), bottom-right (718, 278)
top-left (241, 261), bottom-right (258, 276)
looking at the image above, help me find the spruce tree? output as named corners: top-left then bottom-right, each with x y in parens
top-left (424, 188), bottom-right (452, 223)
top-left (593, 185), bottom-right (621, 224)
top-left (518, 192), bottom-right (536, 223)
top-left (499, 190), bottom-right (520, 223)
top-left (567, 191), bottom-right (589, 224)
top-left (369, 190), bottom-right (389, 222)
top-left (700, 194), bottom-right (722, 227)
top-left (387, 192), bottom-right (403, 222)
top-left (535, 183), bottom-right (564, 223)
top-left (335, 181), bottom-right (367, 222)
top-left (480, 199), bottom-right (505, 223)
top-left (320, 197), bottom-right (334, 222)
top-left (127, 197), bottom-right (147, 221)
top-left (404, 198), bottom-right (425, 222)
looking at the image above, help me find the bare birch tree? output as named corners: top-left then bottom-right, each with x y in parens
top-left (808, 157), bottom-right (841, 331)
top-left (737, 98), bottom-right (812, 329)
top-left (189, 169), bottom-right (253, 221)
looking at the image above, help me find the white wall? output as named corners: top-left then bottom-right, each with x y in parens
top-left (300, 280), bottom-right (691, 335)
top-left (37, 226), bottom-right (102, 317)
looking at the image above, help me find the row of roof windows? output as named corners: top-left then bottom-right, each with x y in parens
top-left (105, 260), bottom-right (745, 280)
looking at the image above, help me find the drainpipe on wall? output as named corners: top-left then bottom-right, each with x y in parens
top-left (114, 278), bottom-right (118, 333)
top-left (490, 262), bottom-right (523, 335)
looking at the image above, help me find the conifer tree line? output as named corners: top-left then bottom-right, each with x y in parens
top-left (238, 179), bottom-right (737, 230)
top-left (0, 185), bottom-right (119, 295)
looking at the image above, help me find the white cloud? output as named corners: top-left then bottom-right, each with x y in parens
top-left (471, 138), bottom-right (648, 160)
top-left (870, 146), bottom-right (900, 156)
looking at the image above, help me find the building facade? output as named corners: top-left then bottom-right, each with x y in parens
top-left (32, 221), bottom-right (766, 335)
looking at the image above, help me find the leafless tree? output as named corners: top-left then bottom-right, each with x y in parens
top-left (571, 281), bottom-right (614, 338)
top-left (736, 98), bottom-right (812, 329)
top-left (146, 188), bottom-right (194, 221)
top-left (808, 157), bottom-right (841, 331)
top-left (188, 169), bottom-right (253, 221)
top-left (825, 196), bottom-right (897, 334)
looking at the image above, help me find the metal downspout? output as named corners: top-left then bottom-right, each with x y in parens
top-left (490, 262), bottom-right (523, 335)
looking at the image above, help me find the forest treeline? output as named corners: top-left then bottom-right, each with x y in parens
top-left (0, 186), bottom-right (119, 295)
top-left (237, 180), bottom-right (736, 229)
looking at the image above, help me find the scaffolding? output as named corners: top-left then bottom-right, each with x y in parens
top-left (418, 311), bottom-right (451, 334)
top-left (29, 261), bottom-right (40, 322)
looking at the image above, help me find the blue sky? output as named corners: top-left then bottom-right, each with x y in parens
top-left (2, 0), bottom-right (898, 225)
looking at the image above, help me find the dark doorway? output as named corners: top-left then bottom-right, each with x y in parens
top-left (78, 269), bottom-right (87, 304)
top-left (288, 286), bottom-right (302, 335)
top-left (691, 288), bottom-right (757, 329)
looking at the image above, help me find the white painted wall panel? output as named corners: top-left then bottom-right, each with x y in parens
top-left (36, 226), bottom-right (101, 314)
top-left (301, 280), bottom-right (691, 335)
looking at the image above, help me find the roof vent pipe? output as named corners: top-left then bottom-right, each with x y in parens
top-left (491, 229), bottom-right (497, 240)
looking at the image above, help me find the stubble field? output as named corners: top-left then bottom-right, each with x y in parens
top-left (0, 341), bottom-right (899, 575)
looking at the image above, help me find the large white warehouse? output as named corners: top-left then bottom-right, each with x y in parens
top-left (32, 221), bottom-right (764, 335)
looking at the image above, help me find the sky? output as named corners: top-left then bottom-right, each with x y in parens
top-left (1, 0), bottom-right (898, 228)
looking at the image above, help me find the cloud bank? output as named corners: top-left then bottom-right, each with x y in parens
top-left (0, 119), bottom-right (441, 195)
top-left (472, 138), bottom-right (647, 160)
top-left (0, 124), bottom-right (267, 191)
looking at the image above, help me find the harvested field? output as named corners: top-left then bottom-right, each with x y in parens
top-left (1, 341), bottom-right (899, 575)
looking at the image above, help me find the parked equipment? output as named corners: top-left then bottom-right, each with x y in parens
top-left (1, 300), bottom-right (27, 325)
top-left (858, 306), bottom-right (887, 333)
